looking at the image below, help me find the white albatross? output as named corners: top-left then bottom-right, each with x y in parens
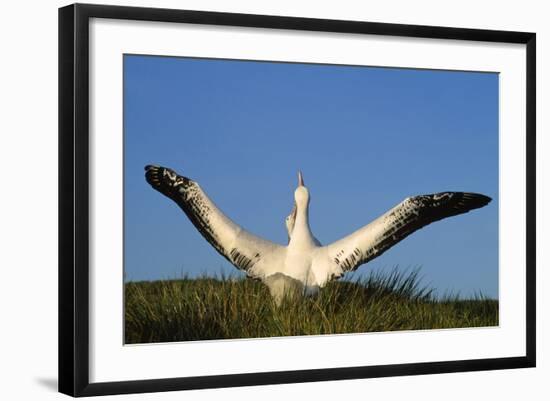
top-left (145, 165), bottom-right (491, 304)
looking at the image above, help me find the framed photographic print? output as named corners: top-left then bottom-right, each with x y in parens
top-left (58, 3), bottom-right (536, 397)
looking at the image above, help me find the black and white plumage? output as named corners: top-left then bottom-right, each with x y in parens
top-left (145, 165), bottom-right (491, 303)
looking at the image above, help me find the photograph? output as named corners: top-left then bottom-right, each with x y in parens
top-left (123, 54), bottom-right (499, 344)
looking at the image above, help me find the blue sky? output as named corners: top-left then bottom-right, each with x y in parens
top-left (124, 55), bottom-right (499, 298)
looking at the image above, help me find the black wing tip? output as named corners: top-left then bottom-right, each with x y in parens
top-left (420, 191), bottom-right (492, 213)
top-left (144, 164), bottom-right (164, 189)
top-left (460, 192), bottom-right (492, 208)
top-left (144, 164), bottom-right (190, 196)
top-left (145, 164), bottom-right (159, 171)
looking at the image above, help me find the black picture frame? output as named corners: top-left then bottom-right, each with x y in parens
top-left (59, 3), bottom-right (536, 397)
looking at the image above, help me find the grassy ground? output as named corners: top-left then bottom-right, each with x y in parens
top-left (124, 269), bottom-right (498, 344)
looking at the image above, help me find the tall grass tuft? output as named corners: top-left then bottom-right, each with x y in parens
top-left (124, 268), bottom-right (498, 344)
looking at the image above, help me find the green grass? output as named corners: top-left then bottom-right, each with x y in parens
top-left (124, 269), bottom-right (498, 344)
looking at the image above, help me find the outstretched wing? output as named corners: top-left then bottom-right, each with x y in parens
top-left (322, 192), bottom-right (491, 280)
top-left (145, 165), bottom-right (284, 278)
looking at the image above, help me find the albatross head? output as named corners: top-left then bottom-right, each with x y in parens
top-left (294, 171), bottom-right (310, 207)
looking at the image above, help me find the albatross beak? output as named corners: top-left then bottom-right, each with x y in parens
top-left (298, 171), bottom-right (304, 186)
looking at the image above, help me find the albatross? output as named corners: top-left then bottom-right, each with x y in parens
top-left (145, 165), bottom-right (491, 304)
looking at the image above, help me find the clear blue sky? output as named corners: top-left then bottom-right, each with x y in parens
top-left (124, 54), bottom-right (499, 298)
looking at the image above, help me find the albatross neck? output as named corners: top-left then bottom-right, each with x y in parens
top-left (290, 202), bottom-right (316, 247)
